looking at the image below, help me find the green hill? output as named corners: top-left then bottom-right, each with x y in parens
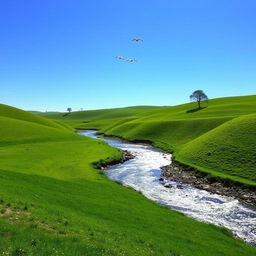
top-left (133, 95), bottom-right (256, 121)
top-left (0, 116), bottom-right (78, 146)
top-left (44, 105), bottom-right (164, 127)
top-left (0, 104), bottom-right (72, 132)
top-left (1, 103), bottom-right (255, 255)
top-left (78, 95), bottom-right (256, 186)
top-left (29, 111), bottom-right (61, 116)
top-left (176, 114), bottom-right (256, 185)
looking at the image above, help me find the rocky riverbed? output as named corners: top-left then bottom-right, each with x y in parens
top-left (161, 164), bottom-right (256, 208)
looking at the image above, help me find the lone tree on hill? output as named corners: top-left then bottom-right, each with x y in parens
top-left (190, 90), bottom-right (208, 109)
top-left (67, 107), bottom-right (72, 113)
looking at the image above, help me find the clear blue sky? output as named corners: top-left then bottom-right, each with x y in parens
top-left (1, 0), bottom-right (255, 111)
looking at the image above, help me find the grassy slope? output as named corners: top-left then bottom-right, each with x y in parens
top-left (0, 105), bottom-right (255, 255)
top-left (176, 114), bottom-right (256, 184)
top-left (29, 111), bottom-right (61, 116)
top-left (0, 116), bottom-right (78, 147)
top-left (75, 95), bottom-right (256, 186)
top-left (0, 104), bottom-right (72, 132)
top-left (45, 106), bottom-right (164, 127)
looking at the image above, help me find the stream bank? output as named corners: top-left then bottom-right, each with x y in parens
top-left (161, 163), bottom-right (256, 208)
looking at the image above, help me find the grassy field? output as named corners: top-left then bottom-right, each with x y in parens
top-left (0, 104), bottom-right (255, 255)
top-left (52, 95), bottom-right (256, 186)
top-left (44, 105), bottom-right (164, 128)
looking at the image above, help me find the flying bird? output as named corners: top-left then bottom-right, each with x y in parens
top-left (116, 56), bottom-right (125, 60)
top-left (132, 38), bottom-right (143, 42)
top-left (127, 58), bottom-right (137, 62)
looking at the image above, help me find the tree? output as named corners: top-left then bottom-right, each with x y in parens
top-left (67, 107), bottom-right (72, 113)
top-left (190, 90), bottom-right (208, 109)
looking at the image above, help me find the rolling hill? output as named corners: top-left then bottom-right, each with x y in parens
top-left (0, 104), bottom-right (71, 132)
top-left (177, 113), bottom-right (256, 185)
top-left (44, 105), bottom-right (164, 127)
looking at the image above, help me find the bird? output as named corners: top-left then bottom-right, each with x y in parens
top-left (127, 58), bottom-right (137, 62)
top-left (132, 38), bottom-right (143, 42)
top-left (115, 56), bottom-right (125, 60)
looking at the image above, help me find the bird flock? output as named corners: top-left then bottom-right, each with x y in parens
top-left (115, 38), bottom-right (143, 63)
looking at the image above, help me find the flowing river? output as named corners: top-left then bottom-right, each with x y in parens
top-left (80, 130), bottom-right (256, 245)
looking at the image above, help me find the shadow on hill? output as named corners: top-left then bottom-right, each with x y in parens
top-left (62, 113), bottom-right (71, 117)
top-left (186, 107), bottom-right (206, 113)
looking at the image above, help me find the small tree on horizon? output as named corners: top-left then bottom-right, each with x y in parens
top-left (190, 90), bottom-right (208, 109)
top-left (67, 107), bottom-right (72, 113)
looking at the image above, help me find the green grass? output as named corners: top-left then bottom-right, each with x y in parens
top-left (29, 111), bottom-right (61, 116)
top-left (1, 103), bottom-right (255, 255)
top-left (0, 104), bottom-right (72, 132)
top-left (44, 105), bottom-right (164, 127)
top-left (176, 114), bottom-right (256, 184)
top-left (0, 116), bottom-right (78, 147)
top-left (69, 95), bottom-right (256, 186)
top-left (1, 168), bottom-right (254, 256)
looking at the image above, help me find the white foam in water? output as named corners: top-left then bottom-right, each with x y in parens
top-left (80, 130), bottom-right (256, 245)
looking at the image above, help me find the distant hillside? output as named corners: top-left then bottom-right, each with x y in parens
top-left (41, 106), bottom-right (164, 127)
top-left (82, 95), bottom-right (256, 148)
top-left (29, 111), bottom-right (61, 116)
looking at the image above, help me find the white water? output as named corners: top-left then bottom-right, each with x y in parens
top-left (80, 130), bottom-right (256, 245)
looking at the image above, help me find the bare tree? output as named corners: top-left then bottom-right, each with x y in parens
top-left (190, 90), bottom-right (208, 109)
top-left (67, 107), bottom-right (72, 113)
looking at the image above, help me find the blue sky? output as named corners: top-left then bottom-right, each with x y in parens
top-left (1, 0), bottom-right (255, 111)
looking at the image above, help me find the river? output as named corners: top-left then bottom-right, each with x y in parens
top-left (79, 130), bottom-right (256, 245)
